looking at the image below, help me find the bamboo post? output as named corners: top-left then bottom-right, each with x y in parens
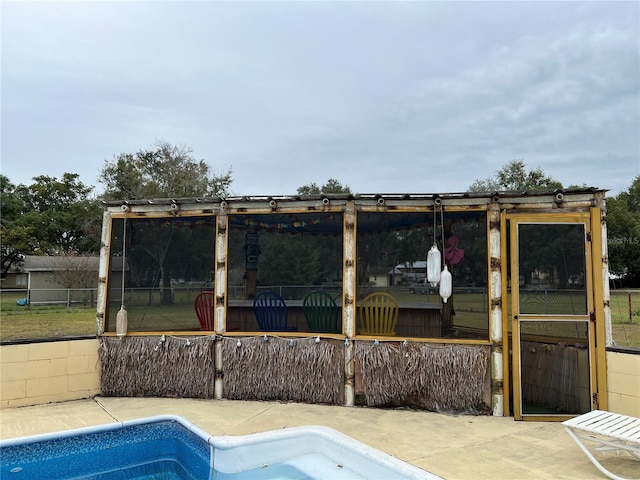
top-left (343, 200), bottom-right (357, 407)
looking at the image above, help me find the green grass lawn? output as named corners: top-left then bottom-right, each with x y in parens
top-left (609, 290), bottom-right (640, 347)
top-left (1, 291), bottom-right (97, 340)
top-left (1, 289), bottom-right (638, 347)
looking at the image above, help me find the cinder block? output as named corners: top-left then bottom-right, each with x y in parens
top-left (26, 359), bottom-right (68, 379)
top-left (608, 372), bottom-right (640, 398)
top-left (608, 392), bottom-right (640, 418)
top-left (28, 342), bottom-right (69, 361)
top-left (26, 376), bottom-right (68, 398)
top-left (66, 356), bottom-right (91, 375)
top-left (7, 391), bottom-right (92, 408)
top-left (607, 352), bottom-right (640, 376)
top-left (68, 372), bottom-right (100, 392)
top-left (0, 380), bottom-right (26, 401)
top-left (66, 356), bottom-right (101, 376)
top-left (0, 345), bottom-right (29, 364)
top-left (68, 339), bottom-right (99, 357)
top-left (0, 363), bottom-right (27, 382)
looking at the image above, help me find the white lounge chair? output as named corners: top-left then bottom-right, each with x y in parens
top-left (563, 410), bottom-right (640, 480)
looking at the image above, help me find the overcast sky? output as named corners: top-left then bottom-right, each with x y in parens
top-left (2, 1), bottom-right (639, 197)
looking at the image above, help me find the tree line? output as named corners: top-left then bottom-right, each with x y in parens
top-left (1, 143), bottom-right (638, 287)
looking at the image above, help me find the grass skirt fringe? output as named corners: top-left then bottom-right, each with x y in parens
top-left (99, 335), bottom-right (489, 411)
top-left (99, 336), bottom-right (215, 398)
top-left (355, 342), bottom-right (490, 413)
top-left (221, 336), bottom-right (344, 404)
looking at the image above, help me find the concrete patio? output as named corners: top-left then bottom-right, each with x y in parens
top-left (1, 397), bottom-right (638, 479)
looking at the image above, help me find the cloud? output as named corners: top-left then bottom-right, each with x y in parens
top-left (1, 1), bottom-right (638, 197)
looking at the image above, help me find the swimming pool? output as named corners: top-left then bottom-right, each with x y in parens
top-left (0, 415), bottom-right (440, 479)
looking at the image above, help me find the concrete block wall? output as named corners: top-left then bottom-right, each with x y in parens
top-left (0, 339), bottom-right (100, 408)
top-left (1, 339), bottom-right (638, 418)
top-left (606, 350), bottom-right (640, 417)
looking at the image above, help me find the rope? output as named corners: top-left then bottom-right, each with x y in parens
top-left (433, 200), bottom-right (438, 246)
top-left (121, 216), bottom-right (127, 308)
top-left (440, 204), bottom-right (445, 267)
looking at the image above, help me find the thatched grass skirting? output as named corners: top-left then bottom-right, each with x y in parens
top-left (355, 342), bottom-right (490, 412)
top-left (99, 336), bottom-right (215, 398)
top-left (98, 336), bottom-right (490, 410)
top-left (221, 336), bottom-right (344, 404)
top-left (521, 340), bottom-right (585, 413)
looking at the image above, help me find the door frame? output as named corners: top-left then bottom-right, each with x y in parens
top-left (505, 211), bottom-right (603, 421)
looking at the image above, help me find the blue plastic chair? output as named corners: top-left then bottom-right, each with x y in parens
top-left (253, 291), bottom-right (294, 331)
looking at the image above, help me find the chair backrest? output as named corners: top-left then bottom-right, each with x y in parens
top-left (253, 291), bottom-right (289, 331)
top-left (358, 292), bottom-right (398, 336)
top-left (194, 291), bottom-right (215, 330)
top-left (303, 291), bottom-right (341, 334)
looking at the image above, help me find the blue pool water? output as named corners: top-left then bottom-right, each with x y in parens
top-left (0, 416), bottom-right (439, 480)
top-left (0, 420), bottom-right (210, 480)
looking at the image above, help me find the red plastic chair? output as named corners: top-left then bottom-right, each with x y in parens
top-left (194, 292), bottom-right (215, 330)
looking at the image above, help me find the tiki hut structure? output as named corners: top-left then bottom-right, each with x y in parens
top-left (97, 189), bottom-right (611, 420)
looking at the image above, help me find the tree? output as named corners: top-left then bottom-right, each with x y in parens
top-left (469, 160), bottom-right (563, 192)
top-left (227, 179), bottom-right (353, 292)
top-left (16, 173), bottom-right (102, 255)
top-left (297, 178), bottom-right (352, 195)
top-left (296, 179), bottom-right (351, 282)
top-left (50, 254), bottom-right (99, 289)
top-left (0, 175), bottom-right (34, 275)
top-left (258, 234), bottom-right (321, 286)
top-left (99, 140), bottom-right (233, 200)
top-left (100, 141), bottom-right (233, 304)
top-left (0, 174), bottom-right (101, 276)
top-left (607, 175), bottom-right (640, 286)
top-left (116, 216), bottom-right (216, 305)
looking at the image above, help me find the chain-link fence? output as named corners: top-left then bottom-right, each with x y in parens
top-left (609, 289), bottom-right (640, 323)
top-left (609, 290), bottom-right (640, 348)
top-left (2, 288), bottom-right (99, 309)
top-left (1, 287), bottom-right (638, 347)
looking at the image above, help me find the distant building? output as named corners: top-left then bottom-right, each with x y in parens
top-left (366, 261), bottom-right (426, 287)
top-left (4, 255), bottom-right (99, 304)
top-left (394, 261), bottom-right (427, 283)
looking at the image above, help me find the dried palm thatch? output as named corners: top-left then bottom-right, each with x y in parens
top-left (221, 336), bottom-right (344, 404)
top-left (521, 340), bottom-right (584, 412)
top-left (355, 341), bottom-right (490, 413)
top-left (99, 336), bottom-right (215, 398)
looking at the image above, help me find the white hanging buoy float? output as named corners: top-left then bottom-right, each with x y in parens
top-left (427, 244), bottom-right (441, 287)
top-left (116, 305), bottom-right (128, 337)
top-left (439, 265), bottom-right (452, 303)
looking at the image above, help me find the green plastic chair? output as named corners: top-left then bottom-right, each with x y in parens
top-left (303, 291), bottom-right (341, 334)
top-left (358, 292), bottom-right (398, 336)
